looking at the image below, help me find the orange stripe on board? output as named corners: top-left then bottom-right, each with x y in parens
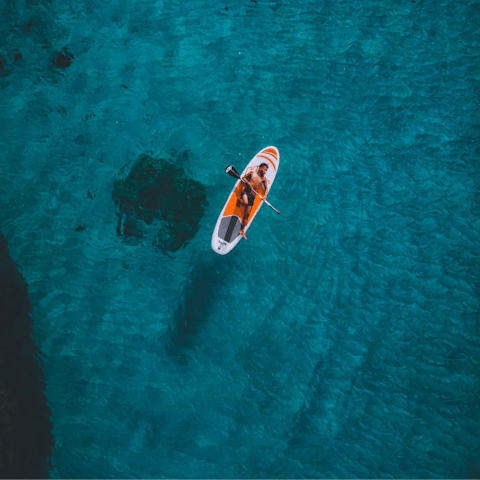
top-left (262, 148), bottom-right (278, 159)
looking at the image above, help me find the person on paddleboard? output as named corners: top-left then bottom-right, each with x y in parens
top-left (237, 163), bottom-right (269, 240)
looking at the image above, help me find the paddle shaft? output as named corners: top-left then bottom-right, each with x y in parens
top-left (240, 178), bottom-right (280, 215)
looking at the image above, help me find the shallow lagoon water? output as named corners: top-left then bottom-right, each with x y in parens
top-left (0, 0), bottom-right (479, 478)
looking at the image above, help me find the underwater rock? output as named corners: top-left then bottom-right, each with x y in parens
top-left (0, 54), bottom-right (9, 77)
top-left (54, 48), bottom-right (74, 68)
top-left (0, 231), bottom-right (53, 478)
top-left (113, 152), bottom-right (207, 252)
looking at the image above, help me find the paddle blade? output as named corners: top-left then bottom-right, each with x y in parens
top-left (225, 165), bottom-right (241, 180)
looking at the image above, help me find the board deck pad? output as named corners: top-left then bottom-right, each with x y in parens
top-left (218, 216), bottom-right (243, 243)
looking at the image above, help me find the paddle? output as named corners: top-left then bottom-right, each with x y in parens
top-left (225, 165), bottom-right (281, 215)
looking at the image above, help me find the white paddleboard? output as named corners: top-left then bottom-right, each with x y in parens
top-left (211, 146), bottom-right (280, 255)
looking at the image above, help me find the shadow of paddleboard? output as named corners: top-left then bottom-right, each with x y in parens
top-left (165, 254), bottom-right (236, 360)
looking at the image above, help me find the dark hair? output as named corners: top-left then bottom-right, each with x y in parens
top-left (259, 163), bottom-right (268, 169)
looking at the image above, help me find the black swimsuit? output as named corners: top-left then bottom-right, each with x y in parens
top-left (243, 186), bottom-right (255, 206)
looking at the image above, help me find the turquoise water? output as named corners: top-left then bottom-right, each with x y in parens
top-left (1, 0), bottom-right (479, 477)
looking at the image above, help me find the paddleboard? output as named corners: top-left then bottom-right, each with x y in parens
top-left (211, 146), bottom-right (280, 255)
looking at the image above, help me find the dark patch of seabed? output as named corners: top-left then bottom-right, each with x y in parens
top-left (113, 151), bottom-right (207, 253)
top-left (0, 231), bottom-right (54, 478)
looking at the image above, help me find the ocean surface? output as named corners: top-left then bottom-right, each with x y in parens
top-left (1, 0), bottom-right (479, 477)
